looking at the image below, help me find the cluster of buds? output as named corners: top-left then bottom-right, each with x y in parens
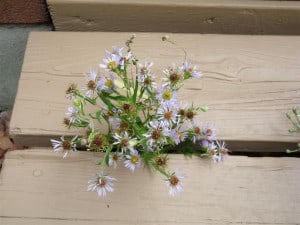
top-left (51, 35), bottom-right (229, 197)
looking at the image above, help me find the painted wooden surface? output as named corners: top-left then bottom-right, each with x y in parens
top-left (0, 149), bottom-right (299, 224)
top-left (47, 0), bottom-right (300, 34)
top-left (9, 32), bottom-right (300, 149)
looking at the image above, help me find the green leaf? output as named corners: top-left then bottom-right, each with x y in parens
top-left (107, 95), bottom-right (128, 102)
top-left (132, 76), bottom-right (139, 103)
top-left (200, 106), bottom-right (209, 112)
top-left (99, 94), bottom-right (115, 110)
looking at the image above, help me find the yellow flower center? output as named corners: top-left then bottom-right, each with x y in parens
top-left (131, 155), bottom-right (139, 164)
top-left (177, 131), bottom-right (183, 139)
top-left (162, 90), bottom-right (172, 100)
top-left (108, 61), bottom-right (117, 69)
top-left (105, 79), bottom-right (113, 88)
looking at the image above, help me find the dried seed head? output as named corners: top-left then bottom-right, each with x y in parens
top-left (169, 175), bottom-right (179, 186)
top-left (66, 84), bottom-right (77, 95)
top-left (98, 178), bottom-right (106, 187)
top-left (87, 80), bottom-right (96, 90)
top-left (152, 129), bottom-right (161, 140)
top-left (186, 110), bottom-right (196, 120)
top-left (62, 140), bottom-right (71, 150)
top-left (155, 155), bottom-right (168, 166)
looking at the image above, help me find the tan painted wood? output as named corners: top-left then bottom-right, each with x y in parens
top-left (47, 0), bottom-right (300, 34)
top-left (10, 32), bottom-right (300, 149)
top-left (0, 149), bottom-right (300, 224)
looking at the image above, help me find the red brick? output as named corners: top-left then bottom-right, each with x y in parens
top-left (0, 0), bottom-right (50, 23)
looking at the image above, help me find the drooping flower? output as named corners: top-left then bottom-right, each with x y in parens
top-left (87, 172), bottom-right (116, 197)
top-left (124, 149), bottom-right (142, 172)
top-left (166, 171), bottom-right (184, 197)
top-left (65, 83), bottom-right (78, 100)
top-left (66, 106), bottom-right (80, 124)
top-left (109, 152), bottom-right (123, 168)
top-left (182, 61), bottom-right (203, 79)
top-left (50, 136), bottom-right (77, 158)
top-left (210, 141), bottom-right (229, 163)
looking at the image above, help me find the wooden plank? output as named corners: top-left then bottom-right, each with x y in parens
top-left (47, 0), bottom-right (300, 34)
top-left (9, 32), bottom-right (300, 149)
top-left (0, 149), bottom-right (300, 224)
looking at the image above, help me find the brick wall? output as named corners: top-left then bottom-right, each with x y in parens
top-left (0, 0), bottom-right (50, 23)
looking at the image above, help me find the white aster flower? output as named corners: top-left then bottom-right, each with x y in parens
top-left (113, 131), bottom-right (137, 153)
top-left (97, 74), bottom-right (116, 92)
top-left (202, 123), bottom-right (217, 141)
top-left (166, 171), bottom-right (184, 197)
top-left (144, 120), bottom-right (170, 149)
top-left (50, 136), bottom-right (77, 158)
top-left (66, 106), bottom-right (80, 124)
top-left (189, 119), bottom-right (202, 143)
top-left (137, 62), bottom-right (153, 80)
top-left (124, 149), bottom-right (142, 172)
top-left (82, 69), bottom-right (98, 97)
top-left (100, 53), bottom-right (122, 71)
top-left (162, 64), bottom-right (184, 88)
top-left (109, 46), bottom-right (124, 56)
top-left (109, 152), bottom-right (123, 168)
top-left (65, 84), bottom-right (77, 100)
top-left (87, 172), bottom-right (116, 197)
top-left (182, 61), bottom-right (203, 79)
top-left (136, 62), bottom-right (156, 88)
top-left (169, 126), bottom-right (187, 145)
top-left (156, 87), bottom-right (177, 104)
top-left (211, 140), bottom-right (229, 163)
top-left (157, 101), bottom-right (178, 127)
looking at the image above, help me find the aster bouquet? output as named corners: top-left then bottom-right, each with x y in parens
top-left (286, 107), bottom-right (300, 153)
top-left (51, 35), bottom-right (228, 197)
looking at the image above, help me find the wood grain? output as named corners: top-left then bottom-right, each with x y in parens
top-left (9, 32), bottom-right (300, 149)
top-left (47, 0), bottom-right (300, 34)
top-left (0, 149), bottom-right (299, 225)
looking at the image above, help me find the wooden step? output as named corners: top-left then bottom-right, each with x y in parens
top-left (10, 32), bottom-right (300, 150)
top-left (47, 0), bottom-right (300, 34)
top-left (0, 149), bottom-right (299, 224)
